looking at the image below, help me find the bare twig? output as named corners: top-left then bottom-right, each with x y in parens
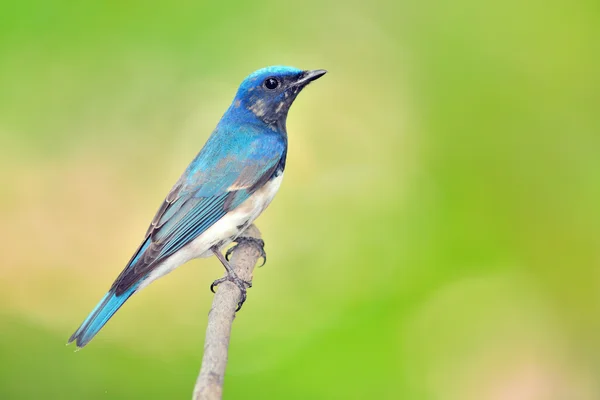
top-left (193, 224), bottom-right (263, 400)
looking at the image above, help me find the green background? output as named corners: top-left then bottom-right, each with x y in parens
top-left (1, 0), bottom-right (599, 399)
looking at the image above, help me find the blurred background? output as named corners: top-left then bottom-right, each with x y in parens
top-left (1, 0), bottom-right (599, 399)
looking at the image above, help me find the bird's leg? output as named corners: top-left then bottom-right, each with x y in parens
top-left (210, 246), bottom-right (253, 311)
top-left (225, 237), bottom-right (267, 267)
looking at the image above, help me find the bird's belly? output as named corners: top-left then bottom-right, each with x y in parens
top-left (139, 173), bottom-right (283, 288)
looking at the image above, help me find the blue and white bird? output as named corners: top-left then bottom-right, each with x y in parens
top-left (68, 66), bottom-right (326, 348)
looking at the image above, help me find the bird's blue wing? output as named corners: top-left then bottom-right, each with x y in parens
top-left (112, 129), bottom-right (285, 295)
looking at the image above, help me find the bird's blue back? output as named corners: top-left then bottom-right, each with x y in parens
top-left (115, 114), bottom-right (287, 294)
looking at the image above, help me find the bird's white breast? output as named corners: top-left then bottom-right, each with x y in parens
top-left (138, 173), bottom-right (283, 289)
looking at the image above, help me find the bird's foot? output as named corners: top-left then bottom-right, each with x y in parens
top-left (225, 237), bottom-right (267, 267)
top-left (210, 272), bottom-right (253, 311)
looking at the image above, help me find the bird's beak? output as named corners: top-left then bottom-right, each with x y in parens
top-left (294, 69), bottom-right (327, 86)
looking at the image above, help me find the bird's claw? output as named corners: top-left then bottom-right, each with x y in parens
top-left (210, 273), bottom-right (253, 311)
top-left (225, 237), bottom-right (267, 267)
top-left (210, 237), bottom-right (263, 311)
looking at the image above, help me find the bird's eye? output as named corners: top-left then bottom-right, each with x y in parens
top-left (264, 77), bottom-right (279, 90)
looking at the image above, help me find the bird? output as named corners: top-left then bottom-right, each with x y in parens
top-left (68, 66), bottom-right (326, 348)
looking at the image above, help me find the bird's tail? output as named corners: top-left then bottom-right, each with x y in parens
top-left (68, 284), bottom-right (137, 348)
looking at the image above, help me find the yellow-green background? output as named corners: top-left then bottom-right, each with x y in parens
top-left (1, 1), bottom-right (598, 399)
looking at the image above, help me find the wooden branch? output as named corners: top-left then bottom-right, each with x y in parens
top-left (193, 224), bottom-right (263, 400)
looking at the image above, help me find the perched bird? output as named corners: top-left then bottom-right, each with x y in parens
top-left (68, 66), bottom-right (326, 348)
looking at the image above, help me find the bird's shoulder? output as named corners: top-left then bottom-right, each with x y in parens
top-left (145, 124), bottom-right (286, 238)
top-left (181, 125), bottom-right (285, 191)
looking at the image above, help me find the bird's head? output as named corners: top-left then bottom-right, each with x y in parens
top-left (231, 66), bottom-right (326, 130)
